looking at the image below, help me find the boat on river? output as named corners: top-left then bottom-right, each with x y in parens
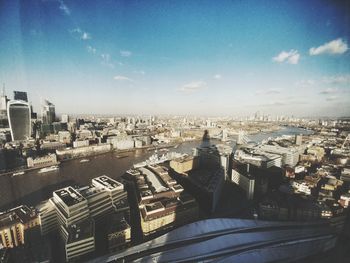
top-left (38, 166), bottom-right (59, 174)
top-left (12, 171), bottom-right (25, 177)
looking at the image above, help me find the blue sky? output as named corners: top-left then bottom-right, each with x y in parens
top-left (0, 0), bottom-right (349, 117)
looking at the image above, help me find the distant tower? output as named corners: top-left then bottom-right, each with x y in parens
top-left (42, 99), bottom-right (56, 124)
top-left (13, 91), bottom-right (28, 102)
top-left (0, 85), bottom-right (8, 118)
top-left (295, 135), bottom-right (302, 146)
top-left (237, 130), bottom-right (244, 145)
top-left (7, 100), bottom-right (31, 141)
top-left (222, 129), bottom-right (228, 142)
top-left (237, 130), bottom-right (250, 145)
top-left (61, 114), bottom-right (69, 123)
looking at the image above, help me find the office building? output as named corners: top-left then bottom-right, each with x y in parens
top-left (73, 139), bottom-right (89, 148)
top-left (27, 153), bottom-right (58, 168)
top-left (234, 148), bottom-right (282, 169)
top-left (58, 131), bottom-right (71, 144)
top-left (295, 135), bottom-right (303, 146)
top-left (0, 89), bottom-right (8, 119)
top-left (231, 164), bottom-right (255, 200)
top-left (257, 144), bottom-right (304, 167)
top-left (107, 213), bottom-right (131, 252)
top-left (189, 168), bottom-right (225, 213)
top-left (339, 193), bottom-right (350, 208)
top-left (42, 99), bottom-right (55, 124)
top-left (52, 122), bottom-right (66, 134)
top-left (61, 114), bottom-right (69, 123)
top-left (107, 136), bottom-right (135, 150)
top-left (170, 155), bottom-right (199, 174)
top-left (91, 176), bottom-right (127, 208)
top-left (7, 100), bottom-right (31, 141)
top-left (52, 187), bottom-right (90, 229)
top-left (36, 198), bottom-right (57, 235)
top-left (127, 165), bottom-right (199, 236)
top-left (61, 219), bottom-right (95, 262)
top-left (56, 143), bottom-right (112, 160)
top-left (13, 91), bottom-right (28, 102)
top-left (194, 144), bottom-right (232, 180)
top-left (79, 185), bottom-right (113, 219)
top-left (0, 205), bottom-right (39, 248)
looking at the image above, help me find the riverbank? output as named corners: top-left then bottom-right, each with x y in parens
top-left (0, 127), bottom-right (309, 210)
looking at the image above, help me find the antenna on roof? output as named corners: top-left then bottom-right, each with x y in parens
top-left (2, 83), bottom-right (5, 96)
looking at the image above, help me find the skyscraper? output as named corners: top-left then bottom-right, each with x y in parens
top-left (7, 100), bottom-right (31, 141)
top-left (0, 88), bottom-right (8, 121)
top-left (13, 91), bottom-right (28, 102)
top-left (42, 99), bottom-right (56, 124)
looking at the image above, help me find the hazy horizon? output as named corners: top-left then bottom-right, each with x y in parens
top-left (0, 0), bottom-right (349, 117)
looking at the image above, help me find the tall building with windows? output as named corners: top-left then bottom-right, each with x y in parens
top-left (0, 89), bottom-right (8, 118)
top-left (0, 89), bottom-right (9, 128)
top-left (7, 100), bottom-right (31, 141)
top-left (42, 99), bottom-right (56, 124)
top-left (13, 91), bottom-right (28, 102)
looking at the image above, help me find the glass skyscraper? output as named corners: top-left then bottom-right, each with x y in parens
top-left (7, 100), bottom-right (31, 141)
top-left (42, 99), bottom-right (55, 124)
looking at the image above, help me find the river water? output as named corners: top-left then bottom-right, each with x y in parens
top-left (0, 126), bottom-right (311, 209)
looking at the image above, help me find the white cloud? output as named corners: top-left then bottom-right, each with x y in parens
top-left (113, 75), bottom-right (133, 82)
top-left (255, 88), bottom-right (281, 95)
top-left (120, 50), bottom-right (132, 57)
top-left (81, 32), bottom-right (91, 40)
top-left (320, 88), bottom-right (338, 95)
top-left (273, 50), bottom-right (300, 64)
top-left (213, 74), bottom-right (222, 80)
top-left (134, 70), bottom-right (145, 75)
top-left (101, 53), bottom-right (110, 61)
top-left (86, 46), bottom-right (96, 54)
top-left (58, 0), bottom-right (71, 15)
top-left (260, 101), bottom-right (286, 107)
top-left (322, 75), bottom-right (350, 84)
top-left (295, 79), bottom-right (315, 88)
top-left (179, 81), bottom-right (207, 93)
top-left (326, 96), bottom-right (339, 101)
top-left (70, 28), bottom-right (91, 41)
top-left (309, 38), bottom-right (348, 55)
top-left (101, 53), bottom-right (114, 68)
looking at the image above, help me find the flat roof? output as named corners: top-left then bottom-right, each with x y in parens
top-left (92, 175), bottom-right (123, 190)
top-left (54, 187), bottom-right (86, 207)
top-left (79, 185), bottom-right (107, 198)
top-left (0, 205), bottom-right (36, 228)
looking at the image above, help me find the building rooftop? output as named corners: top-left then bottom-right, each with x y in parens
top-left (139, 167), bottom-right (168, 193)
top-left (36, 198), bottom-right (55, 214)
top-left (53, 186), bottom-right (86, 207)
top-left (79, 185), bottom-right (107, 198)
top-left (0, 205), bottom-right (37, 229)
top-left (92, 175), bottom-right (123, 191)
top-left (107, 213), bottom-right (130, 233)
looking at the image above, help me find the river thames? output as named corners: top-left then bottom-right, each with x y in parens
top-left (0, 126), bottom-right (311, 209)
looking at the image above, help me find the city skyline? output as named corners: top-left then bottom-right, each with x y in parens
top-left (0, 0), bottom-right (350, 116)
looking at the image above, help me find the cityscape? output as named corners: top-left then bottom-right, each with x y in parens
top-left (1, 0), bottom-right (350, 263)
